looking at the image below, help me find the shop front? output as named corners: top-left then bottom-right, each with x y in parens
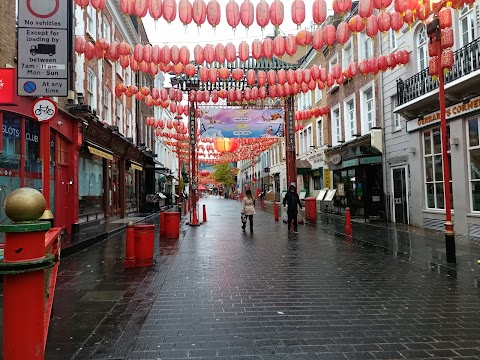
top-left (326, 139), bottom-right (385, 220)
top-left (0, 90), bottom-right (82, 235)
top-left (78, 119), bottom-right (142, 227)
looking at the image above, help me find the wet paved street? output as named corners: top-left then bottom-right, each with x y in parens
top-left (44, 197), bottom-right (480, 359)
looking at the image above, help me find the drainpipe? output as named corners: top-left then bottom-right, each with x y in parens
top-left (379, 64), bottom-right (389, 224)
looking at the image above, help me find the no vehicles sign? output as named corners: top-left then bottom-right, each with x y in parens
top-left (17, 0), bottom-right (68, 97)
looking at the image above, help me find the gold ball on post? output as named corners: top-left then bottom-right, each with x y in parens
top-left (4, 188), bottom-right (46, 223)
top-left (126, 221), bottom-right (135, 228)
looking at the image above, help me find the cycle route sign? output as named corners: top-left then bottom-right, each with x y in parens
top-left (17, 0), bottom-right (68, 97)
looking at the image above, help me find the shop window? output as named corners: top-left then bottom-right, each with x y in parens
top-left (1, 113), bottom-right (21, 170)
top-left (468, 117), bottom-right (480, 211)
top-left (313, 175), bottom-right (322, 190)
top-left (24, 118), bottom-right (41, 190)
top-left (126, 168), bottom-right (136, 208)
top-left (423, 127), bottom-right (453, 210)
top-left (79, 149), bottom-right (104, 215)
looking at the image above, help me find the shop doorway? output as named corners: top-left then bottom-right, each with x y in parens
top-left (391, 166), bottom-right (409, 224)
top-left (109, 157), bottom-right (122, 216)
top-left (56, 165), bottom-right (69, 230)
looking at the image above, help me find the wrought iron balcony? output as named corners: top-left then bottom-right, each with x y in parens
top-left (397, 37), bottom-right (480, 107)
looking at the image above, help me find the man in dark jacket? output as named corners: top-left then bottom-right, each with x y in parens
top-left (283, 183), bottom-right (303, 233)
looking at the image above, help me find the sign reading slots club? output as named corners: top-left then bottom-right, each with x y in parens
top-left (0, 68), bottom-right (16, 105)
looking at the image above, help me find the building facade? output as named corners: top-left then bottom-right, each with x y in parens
top-left (387, 1), bottom-right (480, 236)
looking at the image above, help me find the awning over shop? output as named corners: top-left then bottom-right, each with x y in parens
top-left (296, 159), bottom-right (312, 175)
top-left (131, 162), bottom-right (143, 171)
top-left (87, 144), bottom-right (113, 161)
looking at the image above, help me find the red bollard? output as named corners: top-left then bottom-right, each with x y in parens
top-left (203, 204), bottom-right (207, 222)
top-left (274, 201), bottom-right (279, 222)
top-left (124, 222), bottom-right (136, 269)
top-left (304, 197), bottom-right (317, 223)
top-left (159, 211), bottom-right (165, 237)
top-left (191, 206), bottom-right (199, 226)
top-left (134, 224), bottom-right (155, 267)
top-left (164, 212), bottom-right (180, 238)
top-left (261, 197), bottom-right (265, 209)
top-left (345, 207), bottom-right (352, 236)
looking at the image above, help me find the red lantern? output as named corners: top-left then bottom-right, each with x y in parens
top-left (274, 35), bottom-right (286, 57)
top-left (244, 87), bottom-right (251, 101)
top-left (336, 22), bottom-right (351, 46)
top-left (429, 56), bottom-right (439, 77)
top-left (323, 24), bottom-right (336, 47)
top-left (373, 0), bottom-right (392, 9)
top-left (276, 69), bottom-right (287, 85)
top-left (85, 42), bottom-right (95, 60)
top-left (215, 43), bottom-right (226, 63)
top-left (263, 37), bottom-right (274, 59)
top-left (199, 66), bottom-right (209, 82)
top-left (252, 39), bottom-right (263, 60)
top-left (312, 28), bottom-right (324, 50)
top-left (332, 0), bottom-right (353, 15)
top-left (286, 34), bottom-right (297, 56)
top-left (179, 0), bottom-right (193, 26)
top-left (226, 0), bottom-right (240, 30)
top-left (377, 11), bottom-right (391, 33)
top-left (232, 68), bottom-right (244, 81)
top-left (74, 36), bottom-right (86, 54)
top-left (251, 87), bottom-right (259, 100)
top-left (359, 0), bottom-right (374, 19)
top-left (303, 69), bottom-right (312, 83)
top-left (366, 15), bottom-right (378, 38)
top-left (326, 73), bottom-right (334, 87)
top-left (348, 14), bottom-right (365, 33)
top-left (269, 85), bottom-right (277, 99)
top-left (134, 0), bottom-right (149, 17)
top-left (349, 62), bottom-right (358, 77)
top-left (162, 45), bottom-right (171, 63)
top-left (296, 30), bottom-right (313, 46)
top-left (441, 28), bottom-right (454, 49)
top-left (179, 46), bottom-right (190, 65)
top-left (294, 69), bottom-right (303, 85)
top-left (256, 0), bottom-right (270, 29)
top-left (387, 53), bottom-right (397, 68)
top-left (270, 0), bottom-right (284, 28)
top-left (203, 44), bottom-right (214, 64)
top-left (218, 67), bottom-right (230, 80)
top-left (172, 63), bottom-right (184, 75)
top-left (193, 0), bottom-right (207, 26)
top-left (292, 0), bottom-right (306, 28)
top-left (118, 41), bottom-right (131, 56)
top-left (119, 0), bottom-right (134, 13)
top-left (75, 0), bottom-right (90, 8)
top-left (417, 4), bottom-right (429, 21)
top-left (319, 67), bottom-right (327, 82)
top-left (403, 9), bottom-right (414, 27)
top-left (359, 59), bottom-right (369, 75)
top-left (246, 69), bottom-right (256, 85)
top-left (225, 42), bottom-right (236, 63)
top-left (441, 49), bottom-right (454, 71)
top-left (206, 0), bottom-right (221, 28)
top-left (257, 70), bottom-right (267, 86)
top-left (163, 0), bottom-right (177, 22)
top-left (394, 0), bottom-right (407, 14)
top-left (208, 67), bottom-right (217, 83)
top-left (367, 57), bottom-right (378, 74)
top-left (238, 41), bottom-right (249, 62)
top-left (91, 0), bottom-right (106, 11)
top-left (227, 89), bottom-right (236, 103)
top-left (214, 138), bottom-right (239, 153)
top-left (331, 64), bottom-right (342, 79)
top-left (134, 44), bottom-right (144, 63)
top-left (194, 45), bottom-right (204, 64)
top-left (312, 0), bottom-right (327, 25)
top-left (439, 8), bottom-right (452, 28)
top-left (240, 0), bottom-right (254, 29)
top-left (390, 12), bottom-right (403, 32)
top-left (259, 86), bottom-right (267, 99)
top-left (377, 55), bottom-right (388, 71)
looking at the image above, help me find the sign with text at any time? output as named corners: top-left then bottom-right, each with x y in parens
top-left (17, 0), bottom-right (68, 97)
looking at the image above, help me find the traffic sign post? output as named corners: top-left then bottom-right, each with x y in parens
top-left (17, 0), bottom-right (68, 97)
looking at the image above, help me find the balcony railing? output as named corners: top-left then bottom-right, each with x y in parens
top-left (397, 37), bottom-right (480, 106)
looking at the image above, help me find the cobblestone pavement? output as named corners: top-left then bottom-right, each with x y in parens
top-left (43, 197), bottom-right (480, 360)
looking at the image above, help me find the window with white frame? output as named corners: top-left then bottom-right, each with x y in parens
top-left (125, 69), bottom-right (130, 86)
top-left (315, 85), bottom-right (322, 103)
top-left (467, 117), bottom-right (480, 211)
top-left (342, 39), bottom-right (353, 69)
top-left (103, 87), bottom-right (111, 124)
top-left (423, 127), bottom-right (452, 210)
top-left (126, 110), bottom-right (132, 138)
top-left (116, 101), bottom-right (123, 132)
top-left (317, 118), bottom-right (323, 147)
top-left (344, 95), bottom-right (356, 141)
top-left (391, 96), bottom-right (402, 131)
top-left (306, 90), bottom-right (312, 109)
top-left (87, 6), bottom-right (97, 40)
top-left (307, 126), bottom-right (312, 149)
top-left (360, 83), bottom-right (375, 134)
top-left (328, 55), bottom-right (338, 73)
top-left (459, 5), bottom-right (475, 47)
top-left (389, 29), bottom-right (397, 50)
top-left (102, 16), bottom-right (111, 41)
top-left (87, 69), bottom-right (96, 110)
top-left (358, 32), bottom-right (373, 61)
top-left (332, 105), bottom-right (341, 146)
top-left (417, 25), bottom-right (428, 71)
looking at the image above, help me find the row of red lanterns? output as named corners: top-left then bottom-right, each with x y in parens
top-left (77, 0), bottom-right (474, 33)
top-left (428, 8), bottom-right (454, 77)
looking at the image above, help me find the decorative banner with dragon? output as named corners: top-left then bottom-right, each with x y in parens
top-left (199, 107), bottom-right (284, 139)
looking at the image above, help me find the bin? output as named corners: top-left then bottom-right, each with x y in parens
top-left (304, 197), bottom-right (317, 223)
top-left (164, 212), bottom-right (180, 239)
top-left (134, 224), bottom-right (155, 267)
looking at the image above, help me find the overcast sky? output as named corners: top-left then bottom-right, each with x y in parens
top-left (143, 1), bottom-right (334, 53)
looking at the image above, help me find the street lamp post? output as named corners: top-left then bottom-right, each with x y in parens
top-left (426, 0), bottom-right (456, 263)
top-left (175, 115), bottom-right (183, 217)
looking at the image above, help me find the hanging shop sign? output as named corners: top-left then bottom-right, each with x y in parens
top-left (199, 107), bottom-right (284, 139)
top-left (407, 95), bottom-right (480, 132)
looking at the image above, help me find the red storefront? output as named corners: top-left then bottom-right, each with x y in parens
top-left (0, 68), bottom-right (81, 234)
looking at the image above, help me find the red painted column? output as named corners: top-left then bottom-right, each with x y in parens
top-left (40, 121), bottom-right (53, 222)
top-left (189, 101), bottom-right (199, 225)
top-left (20, 118), bottom-right (25, 187)
top-left (285, 95), bottom-right (297, 187)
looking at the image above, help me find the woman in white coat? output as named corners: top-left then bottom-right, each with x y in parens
top-left (241, 189), bottom-right (256, 231)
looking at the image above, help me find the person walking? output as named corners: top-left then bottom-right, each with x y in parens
top-left (283, 183), bottom-right (303, 233)
top-left (241, 189), bottom-right (256, 232)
